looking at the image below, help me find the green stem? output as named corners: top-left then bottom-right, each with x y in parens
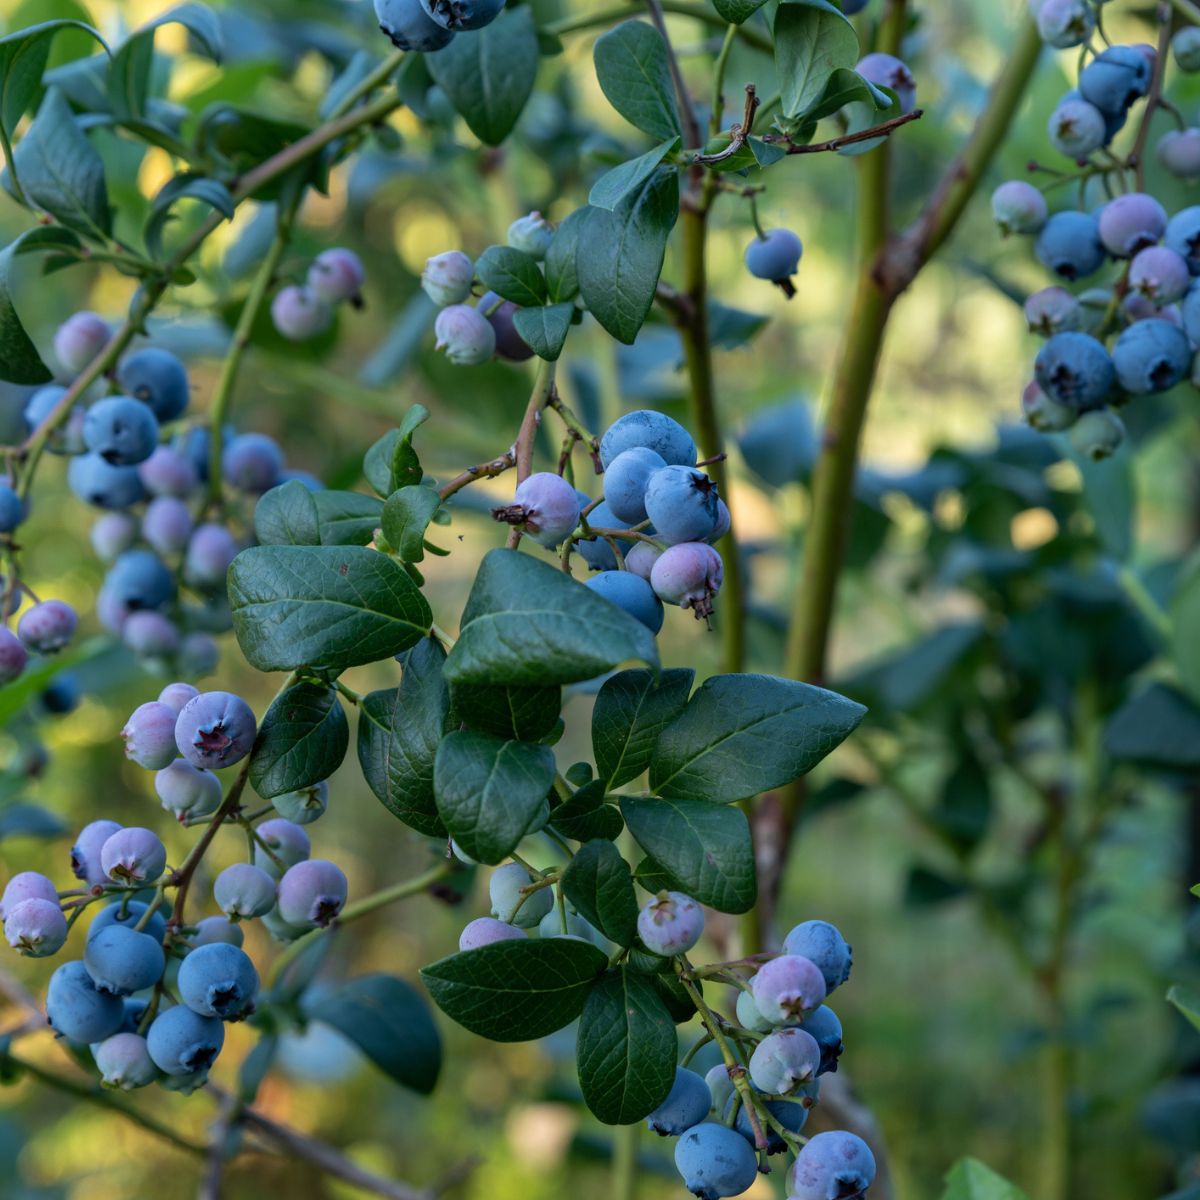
top-left (612, 1123), bottom-right (638, 1200)
top-left (1117, 565), bottom-right (1172, 644)
top-left (1170, 0), bottom-right (1200, 26)
top-left (545, 2), bottom-right (772, 53)
top-left (709, 23), bottom-right (739, 136)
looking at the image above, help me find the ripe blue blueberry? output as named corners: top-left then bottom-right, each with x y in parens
top-left (271, 285), bottom-right (332, 342)
top-left (1036, 0), bottom-right (1093, 48)
top-left (479, 291), bottom-right (534, 362)
top-left (25, 385), bottom-right (86, 455)
top-left (146, 1005), bottom-right (226, 1075)
top-left (273, 781), bottom-right (329, 825)
top-left (107, 548), bottom-right (174, 611)
top-left (787, 1130), bottom-right (877, 1200)
top-left (599, 410), bottom-right (696, 470)
top-left (88, 899), bottom-right (167, 946)
top-left (68, 453), bottom-right (147, 509)
top-left (142, 496), bottom-right (194, 556)
top-left (729, 1092), bottom-right (809, 1153)
top-left (17, 600), bottom-right (77, 653)
top-left (101, 827), bottom-right (167, 886)
top-left (1034, 332), bottom-right (1116, 409)
top-left (276, 859), bottom-right (348, 928)
top-left (435, 304), bottom-right (496, 364)
top-left (54, 311), bottom-right (110, 374)
top-left (748, 1027), bottom-right (822, 1094)
top-left (459, 916), bottom-right (526, 951)
top-left (489, 862), bottom-right (554, 928)
top-left (174, 691), bottom-right (257, 770)
top-left (83, 396), bottom-right (159, 467)
top-left (1158, 129), bottom-right (1200, 179)
top-left (750, 954), bottom-right (827, 1025)
top-left (644, 466), bottom-right (720, 545)
top-left (605, 446), bottom-right (667, 524)
top-left (585, 570), bottom-right (665, 633)
top-left (84, 925), bottom-right (166, 995)
top-left (180, 632), bottom-right (220, 678)
top-left (178, 941), bottom-right (259, 1019)
top-left (1079, 45), bottom-right (1151, 115)
top-left (507, 472), bottom-right (582, 547)
top-left (307, 248), bottom-right (366, 305)
top-left (1112, 317), bottom-right (1191, 393)
top-left (673, 1123), bottom-right (758, 1200)
top-left (94, 1032), bottom-right (158, 1089)
top-left (376, 0), bottom-right (455, 48)
top-left (71, 819), bottom-right (122, 887)
top-left (856, 52), bottom-right (916, 112)
top-left (1047, 98), bottom-right (1106, 159)
top-left (783, 919), bottom-right (853, 993)
top-left (116, 348), bottom-right (190, 422)
top-left (1098, 192), bottom-right (1168, 257)
top-left (421, 251), bottom-right (474, 306)
top-left (123, 611), bottom-right (180, 660)
top-left (1022, 380), bottom-right (1077, 432)
top-left (0, 484), bottom-right (24, 533)
top-left (214, 863), bottom-right (277, 919)
top-left (4, 898), bottom-right (67, 957)
top-left (1024, 287), bottom-right (1081, 336)
top-left (41, 671), bottom-right (79, 715)
top-left (223, 433), bottom-right (284, 493)
top-left (1165, 206), bottom-right (1200, 275)
top-left (1, 870), bottom-right (58, 919)
top-left (47, 960), bottom-right (126, 1043)
top-left (190, 915), bottom-right (245, 948)
top-left (91, 512), bottom-right (137, 561)
top-left (990, 181), bottom-right (1048, 235)
top-left (799, 1004), bottom-right (845, 1075)
top-left (1035, 211), bottom-right (1105, 281)
top-left (420, 0), bottom-right (504, 31)
top-left (650, 542), bottom-right (724, 618)
top-left (1067, 407), bottom-right (1126, 461)
top-left (1182, 284), bottom-right (1200, 344)
top-left (637, 891), bottom-right (704, 956)
top-left (1174, 26), bottom-right (1200, 71)
top-left (1129, 246), bottom-right (1192, 304)
top-left (0, 628), bottom-right (26, 684)
top-left (138, 444), bottom-right (198, 497)
top-left (122, 701), bottom-right (180, 770)
top-left (744, 228), bottom-right (803, 290)
top-left (184, 522), bottom-right (239, 588)
top-left (507, 211), bottom-right (555, 259)
top-left (646, 1067), bottom-right (712, 1136)
top-left (254, 818), bottom-right (312, 878)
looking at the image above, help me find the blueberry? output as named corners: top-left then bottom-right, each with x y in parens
top-left (106, 548), bottom-right (174, 611)
top-left (84, 924), bottom-right (166, 995)
top-left (1047, 98), bottom-right (1106, 159)
top-left (138, 496), bottom-right (191, 557)
top-left (673, 1123), bottom-right (758, 1200)
top-left (727, 1089), bottom-right (810, 1152)
top-left (421, 251), bottom-right (474, 306)
top-left (4, 898), bottom-right (67, 957)
top-left (376, 0), bottom-right (455, 48)
top-left (189, 915), bottom-right (244, 948)
top-left (538, 908), bottom-right (602, 942)
top-left (585, 570), bottom-right (664, 633)
top-left (604, 447), bottom-right (667, 523)
top-left (1112, 317), bottom-right (1191, 393)
top-left (17, 600), bottom-right (77, 653)
top-left (90, 512), bottom-right (138, 561)
top-left (307, 248), bottom-right (366, 305)
top-left (744, 228), bottom-right (803, 286)
top-left (71, 819), bottom-right (122, 887)
top-left (137, 445), bottom-right (198, 498)
top-left (449, 838), bottom-right (477, 865)
top-left (459, 916), bottom-right (526, 951)
top-left (420, 0), bottom-right (504, 31)
top-left (276, 859), bottom-right (347, 929)
top-left (434, 304), bottom-right (496, 364)
top-left (88, 899), bottom-right (167, 946)
top-left (181, 631), bottom-right (220, 679)
top-left (1158, 129), bottom-right (1200, 180)
top-left (1034, 331), bottom-right (1116, 409)
top-left (1, 870), bottom-right (58, 919)
top-left (644, 466), bottom-right (720, 545)
top-left (1035, 211), bottom-right (1105, 281)
top-left (100, 827), bottom-right (167, 886)
top-left (1165, 206), bottom-right (1200, 275)
top-left (116, 348), bottom-right (190, 422)
top-left (46, 960), bottom-right (125, 1043)
top-left (624, 541), bottom-right (662, 581)
top-left (506, 472), bottom-right (582, 547)
top-left (123, 611), bottom-right (180, 660)
top-left (856, 52), bottom-right (916, 112)
top-left (650, 542), bottom-right (724, 618)
top-left (479, 291), bottom-right (534, 362)
top-left (122, 701), bottom-right (180, 770)
top-left (261, 905), bottom-right (312, 942)
top-left (184, 522), bottom-right (239, 588)
top-left (176, 427), bottom-right (212, 483)
top-left (1024, 287), bottom-right (1081, 336)
top-left (750, 955), bottom-right (827, 1025)
top-left (599, 410), bottom-right (697, 470)
top-left (578, 500), bottom-right (635, 571)
top-left (1098, 192), bottom-right (1168, 257)
top-left (277, 468), bottom-right (323, 492)
top-left (54, 311), bottom-right (110, 375)
top-left (222, 433), bottom-right (284, 493)
top-left (489, 862), bottom-right (553, 928)
top-left (638, 890), bottom-right (704, 956)
top-left (0, 484), bottom-right (24, 533)
top-left (272, 780), bottom-right (328, 826)
top-left (782, 919), bottom-right (853, 993)
top-left (1183, 284), bottom-right (1200, 344)
top-left (146, 1005), bottom-right (226, 1074)
top-left (1079, 46), bottom-right (1151, 115)
top-left (174, 691), bottom-right (257, 770)
top-left (991, 181), bottom-right (1048, 235)
top-left (736, 987), bottom-right (774, 1033)
top-left (271, 285), bottom-right (332, 342)
top-left (799, 1004), bottom-right (845, 1075)
top-left (787, 1130), bottom-right (877, 1200)
top-left (83, 396), bottom-right (159, 466)
top-left (1174, 26), bottom-right (1200, 71)
top-left (646, 1067), bottom-right (712, 1136)
top-left (507, 211), bottom-right (554, 259)
top-left (24, 385), bottom-right (86, 455)
top-left (93, 1032), bottom-right (158, 1089)
top-left (254, 818), bottom-right (311, 879)
top-left (212, 864), bottom-right (276, 921)
top-left (68, 453), bottom-right (147, 509)
top-left (0, 628), bottom-right (26, 684)
top-left (1067, 406), bottom-right (1126, 460)
top-left (748, 1026), bottom-right (822, 1094)
top-left (705, 1064), bottom-right (734, 1111)
top-left (1129, 246), bottom-right (1192, 304)
top-left (1022, 380), bottom-right (1077, 432)
top-left (177, 941), bottom-right (259, 1019)
top-left (1036, 0), bottom-right (1093, 48)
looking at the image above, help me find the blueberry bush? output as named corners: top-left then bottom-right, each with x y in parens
top-left (0, 1), bottom-right (1198, 1198)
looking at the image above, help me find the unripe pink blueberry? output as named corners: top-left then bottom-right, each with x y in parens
top-left (4, 898), bottom-right (67, 957)
top-left (91, 512), bottom-right (138, 561)
top-left (1022, 380), bottom-right (1076, 433)
top-left (276, 859), bottom-right (348, 928)
top-left (1129, 246), bottom-right (1192, 305)
top-left (1024, 286), bottom-right (1081, 336)
top-left (190, 915), bottom-right (245, 948)
top-left (54, 311), bottom-right (110, 375)
top-left (1122, 293), bottom-right (1183, 328)
top-left (94, 1031), bottom-right (158, 1089)
top-left (123, 611), bottom-right (180, 660)
top-left (306, 248), bottom-right (366, 305)
top-left (158, 682), bottom-right (200, 715)
top-left (750, 954), bottom-right (827, 1025)
top-left (175, 691), bottom-right (256, 770)
top-left (787, 1131), bottom-right (877, 1200)
top-left (18, 600), bottom-right (77, 653)
top-left (122, 701), bottom-right (180, 770)
top-left (508, 472), bottom-right (582, 547)
top-left (100, 826), bottom-right (167, 885)
top-left (421, 250), bottom-right (474, 306)
top-left (637, 891), bottom-right (704, 956)
top-left (155, 758), bottom-right (222, 820)
top-left (142, 496), bottom-right (194, 556)
top-left (138, 444), bottom-right (199, 497)
top-left (72, 819), bottom-right (122, 886)
top-left (650, 542), bottom-right (724, 618)
top-left (1036, 0), bottom-right (1093, 48)
top-left (254, 818), bottom-right (311, 878)
top-left (271, 285), bottom-right (332, 342)
top-left (434, 304), bottom-right (496, 365)
top-left (1158, 129), bottom-right (1200, 179)
top-left (184, 522), bottom-right (239, 588)
top-left (748, 1026), bottom-right (822, 1094)
top-left (1, 870), bottom-right (58, 919)
top-left (0, 628), bottom-right (28, 683)
top-left (1098, 192), bottom-right (1168, 257)
top-left (179, 632), bottom-right (219, 678)
top-left (624, 541), bottom-right (662, 581)
top-left (214, 863), bottom-right (277, 919)
top-left (459, 916), bottom-right (525, 951)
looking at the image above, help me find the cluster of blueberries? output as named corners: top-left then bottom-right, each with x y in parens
top-left (459, 862), bottom-right (874, 1200)
top-left (992, 19), bottom-right (1200, 457)
top-left (270, 247), bottom-right (366, 343)
top-left (498, 410), bottom-right (729, 629)
top-left (0, 682), bottom-right (344, 1091)
top-left (374, 0), bottom-right (505, 53)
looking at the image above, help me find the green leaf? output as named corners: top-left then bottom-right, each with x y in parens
top-left (774, 0), bottom-right (859, 120)
top-left (1105, 683), bottom-right (1200, 768)
top-left (249, 681), bottom-right (348, 800)
top-left (576, 967), bottom-right (676, 1124)
top-left (939, 1158), bottom-right (1031, 1200)
top-left (357, 637), bottom-right (449, 838)
top-left (621, 796), bottom-right (756, 913)
top-left (420, 937), bottom-right (608, 1042)
top-left (1075, 445), bottom-right (1133, 562)
top-left (381, 485), bottom-right (441, 563)
top-left (433, 731), bottom-right (556, 864)
top-left (253, 480), bottom-right (321, 546)
top-left (588, 137), bottom-right (680, 211)
top-left (144, 173), bottom-right (232, 259)
top-left (1168, 984), bottom-right (1200, 1035)
top-left (801, 66), bottom-right (891, 122)
top-left (9, 86), bottom-right (110, 239)
top-left (561, 839), bottom-right (640, 946)
top-left (549, 780), bottom-right (624, 843)
top-left (311, 490), bottom-right (384, 546)
top-left (713, 0), bottom-right (769, 21)
top-left (449, 683), bottom-right (562, 742)
top-left (577, 166), bottom-right (678, 345)
top-left (0, 234), bottom-right (53, 384)
top-left (229, 545), bottom-right (431, 673)
top-left (649, 674), bottom-right (865, 803)
top-left (708, 300), bottom-right (768, 350)
top-left (303, 974), bottom-right (441, 1095)
top-left (475, 245), bottom-right (547, 307)
top-left (593, 668), bottom-right (693, 788)
top-left (444, 549), bottom-right (659, 687)
top-left (512, 302), bottom-right (573, 361)
top-left (0, 803), bottom-right (66, 841)
top-left (426, 6), bottom-right (539, 146)
top-left (931, 746), bottom-right (992, 853)
top-left (544, 207), bottom-right (587, 302)
top-left (1173, 565), bottom-right (1200, 704)
top-left (593, 20), bottom-right (681, 141)
top-left (362, 404), bottom-right (430, 497)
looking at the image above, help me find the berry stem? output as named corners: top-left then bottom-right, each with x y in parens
top-left (1129, 5), bottom-right (1172, 193)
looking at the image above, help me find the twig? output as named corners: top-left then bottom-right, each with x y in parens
top-left (1130, 5), bottom-right (1171, 191)
top-left (764, 107), bottom-right (924, 155)
top-left (692, 84), bottom-right (761, 165)
top-left (438, 451), bottom-right (517, 500)
top-left (506, 361), bottom-right (558, 548)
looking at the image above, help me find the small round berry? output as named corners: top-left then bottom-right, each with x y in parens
top-left (184, 523), bottom-right (239, 588)
top-left (787, 1130), bottom-right (877, 1200)
top-left (146, 1005), bottom-right (226, 1075)
top-left (18, 599), bottom-right (77, 653)
top-left (856, 51), bottom-right (916, 111)
top-left (750, 954), bottom-right (827, 1025)
top-left (421, 250), bottom-right (474, 306)
top-left (190, 915), bottom-right (245, 948)
top-left (54, 311), bottom-right (110, 375)
top-left (1022, 380), bottom-right (1077, 432)
top-left (71, 819), bottom-right (122, 887)
top-left (1079, 45), bottom-right (1152, 115)
top-left (106, 548), bottom-right (175, 612)
top-left (1158, 128), bottom-right (1200, 180)
top-left (155, 758), bottom-right (222, 821)
top-left (254, 818), bottom-right (312, 878)
top-left (93, 1031), bottom-right (158, 1089)
top-left (1024, 287), bottom-right (1081, 336)
top-left (990, 180), bottom-right (1048, 235)
top-left (0, 484), bottom-right (24, 534)
top-left (604, 447), bottom-right (667, 524)
top-left (123, 611), bottom-right (180, 660)
top-left (748, 1026), bottom-right (822, 1094)
top-left (1068, 407), bottom-right (1126, 461)
top-left (68, 453), bottom-right (146, 509)
top-left (1111, 317), bottom-right (1192, 393)
top-left (479, 291), bottom-right (534, 362)
top-left (46, 960), bottom-right (125, 1043)
top-left (0, 628), bottom-right (28, 684)
top-left (420, 0), bottom-right (504, 31)
top-left (83, 396), bottom-right (160, 466)
top-left (644, 466), bottom-right (720, 545)
top-left (179, 632), bottom-right (219, 678)
top-left (1034, 331), bottom-right (1117, 410)
top-left (375, 0), bottom-right (456, 50)
top-left (100, 827), bottom-right (167, 886)
top-left (4, 898), bottom-right (67, 957)
top-left (650, 542), bottom-right (724, 618)
top-left (276, 859), bottom-right (348, 928)
top-left (1035, 211), bottom-right (1105, 281)
top-left (1173, 25), bottom-right (1200, 72)
top-left (177, 941), bottom-right (259, 1019)
top-left (1047, 97), bottom-right (1106, 159)
top-left (705, 1064), bottom-right (734, 1112)
top-left (585, 570), bottom-right (664, 633)
top-left (84, 925), bottom-right (165, 995)
top-left (489, 862), bottom-right (553, 929)
top-left (272, 781), bottom-right (328, 825)
top-left (505, 472), bottom-right (582, 548)
top-left (507, 211), bottom-right (554, 259)
top-left (138, 445), bottom-right (198, 498)
top-left (91, 512), bottom-right (138, 561)
top-left (674, 1123), bottom-right (757, 1200)
top-left (122, 701), bottom-right (180, 770)
top-left (1036, 0), bottom-right (1093, 48)
top-left (646, 1067), bottom-right (712, 1136)
top-left (744, 227), bottom-right (803, 283)
top-left (271, 285), bottom-right (332, 342)
top-left (782, 919), bottom-right (853, 993)
top-left (214, 863), bottom-right (278, 920)
top-left (459, 916), bottom-right (526, 951)
top-left (222, 433), bottom-right (284, 493)
top-left (116, 347), bottom-right (190, 422)
top-left (434, 304), bottom-right (496, 364)
top-left (1, 870), bottom-right (57, 920)
top-left (736, 987), bottom-right (774, 1033)
top-left (88, 900), bottom-right (167, 946)
top-left (800, 1004), bottom-right (845, 1075)
top-left (1098, 192), bottom-right (1168, 258)
top-left (1166, 206), bottom-right (1200, 276)
top-left (624, 540), bottom-right (662, 581)
top-left (637, 891), bottom-right (704, 956)
top-left (306, 248), bottom-right (365, 305)
top-left (174, 691), bottom-right (257, 770)
top-left (142, 496), bottom-right (193, 556)
top-left (1129, 246), bottom-right (1192, 305)
top-left (600, 410), bottom-right (696, 470)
